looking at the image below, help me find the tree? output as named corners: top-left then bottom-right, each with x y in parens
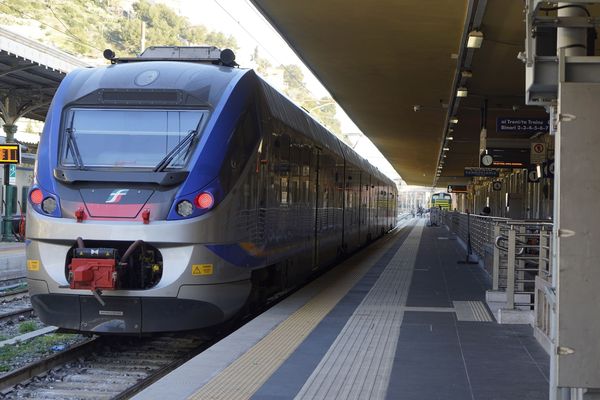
top-left (251, 47), bottom-right (272, 76)
top-left (280, 64), bottom-right (341, 134)
top-left (0, 0), bottom-right (238, 58)
top-left (311, 98), bottom-right (341, 134)
top-left (281, 64), bottom-right (310, 100)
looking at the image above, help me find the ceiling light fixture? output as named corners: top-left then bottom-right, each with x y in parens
top-left (447, 136), bottom-right (454, 140)
top-left (467, 30), bottom-right (484, 48)
top-left (443, 147), bottom-right (450, 151)
top-left (461, 70), bottom-right (473, 79)
top-left (450, 117), bottom-right (459, 124)
top-left (457, 87), bottom-right (468, 97)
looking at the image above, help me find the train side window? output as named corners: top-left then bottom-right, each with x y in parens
top-left (221, 111), bottom-right (259, 191)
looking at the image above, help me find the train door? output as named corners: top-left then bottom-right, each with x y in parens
top-left (365, 174), bottom-right (371, 241)
top-left (340, 158), bottom-right (346, 252)
top-left (336, 158), bottom-right (345, 254)
top-left (312, 147), bottom-right (320, 269)
top-left (358, 171), bottom-right (362, 245)
top-left (289, 137), bottom-right (313, 277)
top-left (371, 179), bottom-right (379, 239)
top-left (256, 129), bottom-right (270, 250)
top-left (314, 149), bottom-right (338, 268)
top-left (277, 132), bottom-right (291, 255)
top-left (344, 163), bottom-right (360, 253)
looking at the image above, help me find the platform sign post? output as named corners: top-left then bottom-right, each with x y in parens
top-left (0, 143), bottom-right (21, 241)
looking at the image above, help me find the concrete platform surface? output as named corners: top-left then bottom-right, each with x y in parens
top-left (134, 219), bottom-right (549, 400)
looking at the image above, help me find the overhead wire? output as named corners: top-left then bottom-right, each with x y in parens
top-left (212, 0), bottom-right (322, 102)
top-left (46, 1), bottom-right (84, 45)
top-left (0, 0), bottom-right (127, 54)
top-left (0, 0), bottom-right (102, 52)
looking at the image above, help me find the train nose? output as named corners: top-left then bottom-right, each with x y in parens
top-left (79, 188), bottom-right (154, 218)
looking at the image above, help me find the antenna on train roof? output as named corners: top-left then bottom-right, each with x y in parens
top-left (103, 49), bottom-right (116, 64)
top-left (109, 46), bottom-right (238, 67)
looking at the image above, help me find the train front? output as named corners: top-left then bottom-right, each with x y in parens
top-left (26, 56), bottom-right (255, 333)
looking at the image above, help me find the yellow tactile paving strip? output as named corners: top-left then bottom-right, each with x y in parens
top-left (188, 225), bottom-right (411, 400)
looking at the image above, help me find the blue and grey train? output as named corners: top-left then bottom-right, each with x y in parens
top-left (26, 47), bottom-right (397, 334)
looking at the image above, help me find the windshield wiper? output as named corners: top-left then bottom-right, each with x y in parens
top-left (154, 116), bottom-right (204, 172)
top-left (66, 127), bottom-right (84, 169)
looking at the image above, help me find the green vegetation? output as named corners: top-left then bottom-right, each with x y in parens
top-left (0, 0), bottom-right (237, 58)
top-left (0, 0), bottom-right (342, 138)
top-left (0, 333), bottom-right (79, 373)
top-left (280, 63), bottom-right (341, 134)
top-left (18, 321), bottom-right (37, 334)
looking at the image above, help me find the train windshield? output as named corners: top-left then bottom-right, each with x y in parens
top-left (61, 108), bottom-right (208, 169)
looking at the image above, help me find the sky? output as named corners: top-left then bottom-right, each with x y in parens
top-left (176, 0), bottom-right (402, 183)
top-left (5, 0), bottom-right (402, 183)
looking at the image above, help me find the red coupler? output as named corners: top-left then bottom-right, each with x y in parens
top-left (69, 258), bottom-right (117, 290)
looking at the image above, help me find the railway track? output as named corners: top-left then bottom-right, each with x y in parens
top-left (0, 294), bottom-right (33, 324)
top-left (0, 333), bottom-right (210, 399)
top-left (0, 278), bottom-right (28, 301)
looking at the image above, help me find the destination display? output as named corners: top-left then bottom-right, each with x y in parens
top-left (496, 117), bottom-right (549, 134)
top-left (464, 167), bottom-right (499, 177)
top-left (447, 185), bottom-right (468, 193)
top-left (0, 144), bottom-right (20, 164)
top-left (480, 148), bottom-right (530, 169)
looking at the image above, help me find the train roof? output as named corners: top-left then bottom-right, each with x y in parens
top-left (62, 61), bottom-right (248, 107)
top-left (58, 57), bottom-right (395, 187)
top-left (258, 79), bottom-right (342, 157)
top-left (258, 78), bottom-right (394, 186)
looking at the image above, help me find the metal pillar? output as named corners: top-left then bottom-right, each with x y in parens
top-left (525, 1), bottom-right (600, 398)
top-left (1, 124), bottom-right (16, 241)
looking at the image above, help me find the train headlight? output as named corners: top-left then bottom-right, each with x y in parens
top-left (195, 192), bottom-right (214, 209)
top-left (176, 200), bottom-right (194, 217)
top-left (42, 197), bottom-right (57, 214)
top-left (30, 189), bottom-right (43, 205)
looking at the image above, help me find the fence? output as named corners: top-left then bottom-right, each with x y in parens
top-left (441, 211), bottom-right (554, 344)
top-left (441, 212), bottom-right (508, 275)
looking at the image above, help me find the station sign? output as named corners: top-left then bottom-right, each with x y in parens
top-left (496, 117), bottom-right (549, 134)
top-left (527, 166), bottom-right (540, 183)
top-left (480, 148), bottom-right (530, 169)
top-left (530, 142), bottom-right (546, 164)
top-left (8, 164), bottom-right (16, 185)
top-left (464, 167), bottom-right (499, 177)
top-left (447, 185), bottom-right (468, 193)
top-left (0, 144), bottom-right (20, 164)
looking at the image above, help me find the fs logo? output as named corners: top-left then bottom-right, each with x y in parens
top-left (105, 189), bottom-right (129, 204)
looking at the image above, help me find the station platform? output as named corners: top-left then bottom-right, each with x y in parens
top-left (133, 219), bottom-right (549, 400)
top-left (0, 241), bottom-right (26, 284)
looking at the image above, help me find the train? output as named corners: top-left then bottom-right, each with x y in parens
top-left (26, 47), bottom-right (397, 334)
top-left (430, 192), bottom-right (452, 210)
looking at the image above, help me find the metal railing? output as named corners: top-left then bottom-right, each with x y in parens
top-left (442, 211), bottom-right (554, 341)
top-left (441, 212), bottom-right (509, 272)
top-left (493, 221), bottom-right (552, 307)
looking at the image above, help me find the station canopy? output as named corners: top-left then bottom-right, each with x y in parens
top-left (250, 0), bottom-right (553, 186)
top-left (0, 27), bottom-right (89, 123)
